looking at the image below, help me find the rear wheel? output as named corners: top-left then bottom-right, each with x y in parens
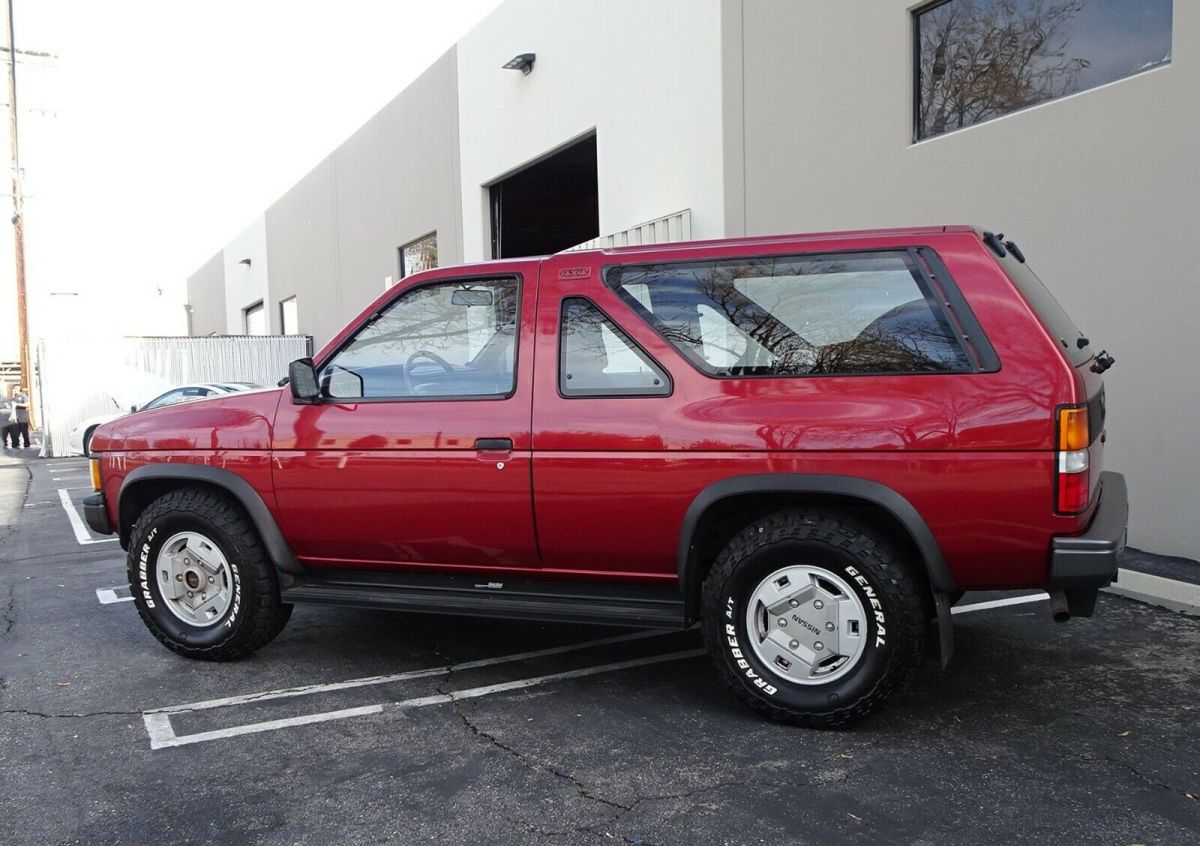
top-left (701, 509), bottom-right (926, 727)
top-left (127, 488), bottom-right (292, 660)
top-left (81, 426), bottom-right (97, 457)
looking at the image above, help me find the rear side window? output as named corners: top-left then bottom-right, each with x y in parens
top-left (559, 298), bottom-right (670, 397)
top-left (998, 253), bottom-right (1089, 366)
top-left (608, 251), bottom-right (971, 377)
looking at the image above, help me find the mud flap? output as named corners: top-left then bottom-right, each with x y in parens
top-left (933, 590), bottom-right (954, 667)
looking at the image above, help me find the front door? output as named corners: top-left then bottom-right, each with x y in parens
top-left (272, 268), bottom-right (539, 573)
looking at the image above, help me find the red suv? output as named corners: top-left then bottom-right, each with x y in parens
top-left (85, 226), bottom-right (1127, 726)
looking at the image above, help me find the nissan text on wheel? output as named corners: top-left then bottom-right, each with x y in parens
top-left (83, 226), bottom-right (1128, 727)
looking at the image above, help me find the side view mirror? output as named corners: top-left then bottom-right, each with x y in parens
top-left (129, 405), bottom-right (138, 414)
top-left (288, 358), bottom-right (321, 403)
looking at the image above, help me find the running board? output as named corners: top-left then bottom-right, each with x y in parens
top-left (281, 570), bottom-right (687, 630)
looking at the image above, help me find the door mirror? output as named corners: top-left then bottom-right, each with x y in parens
top-left (130, 405), bottom-right (138, 414)
top-left (288, 358), bottom-right (321, 403)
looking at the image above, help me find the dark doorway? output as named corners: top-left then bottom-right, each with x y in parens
top-left (490, 134), bottom-right (598, 258)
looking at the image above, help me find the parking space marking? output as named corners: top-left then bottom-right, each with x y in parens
top-left (56, 488), bottom-right (118, 545)
top-left (144, 648), bottom-right (706, 749)
top-left (96, 587), bottom-right (134, 605)
top-left (952, 593), bottom-right (1046, 615)
top-left (148, 630), bottom-right (673, 715)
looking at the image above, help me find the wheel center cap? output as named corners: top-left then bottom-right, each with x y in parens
top-left (184, 571), bottom-right (201, 590)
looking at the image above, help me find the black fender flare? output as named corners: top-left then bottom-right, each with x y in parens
top-left (676, 473), bottom-right (956, 663)
top-left (118, 464), bottom-right (304, 576)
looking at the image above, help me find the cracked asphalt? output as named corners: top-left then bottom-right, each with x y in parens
top-left (1, 457), bottom-right (1198, 845)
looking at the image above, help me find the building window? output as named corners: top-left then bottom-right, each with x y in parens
top-left (243, 301), bottom-right (266, 335)
top-left (280, 297), bottom-right (299, 335)
top-left (914, 0), bottom-right (1173, 141)
top-left (400, 232), bottom-right (438, 278)
top-left (609, 252), bottom-right (971, 377)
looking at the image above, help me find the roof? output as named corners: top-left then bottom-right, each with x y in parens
top-left (561, 225), bottom-right (977, 260)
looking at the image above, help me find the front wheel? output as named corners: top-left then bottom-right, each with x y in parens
top-left (701, 509), bottom-right (927, 728)
top-left (127, 488), bottom-right (292, 660)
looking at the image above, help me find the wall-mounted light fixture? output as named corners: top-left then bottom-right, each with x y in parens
top-left (502, 53), bottom-right (536, 75)
top-left (238, 258), bottom-right (252, 266)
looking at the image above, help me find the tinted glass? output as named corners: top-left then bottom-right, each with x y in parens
top-left (916, 0), bottom-right (1173, 140)
top-left (997, 251), bottom-right (1088, 366)
top-left (321, 278), bottom-right (518, 399)
top-left (610, 252), bottom-right (970, 377)
top-left (560, 299), bottom-right (670, 397)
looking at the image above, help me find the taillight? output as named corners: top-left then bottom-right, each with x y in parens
top-left (1055, 404), bottom-right (1090, 514)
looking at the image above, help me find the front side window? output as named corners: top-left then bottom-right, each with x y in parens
top-left (609, 252), bottom-right (970, 377)
top-left (320, 277), bottom-right (518, 399)
top-left (915, 0), bottom-right (1173, 140)
top-left (559, 298), bottom-right (670, 397)
top-left (400, 232), bottom-right (438, 278)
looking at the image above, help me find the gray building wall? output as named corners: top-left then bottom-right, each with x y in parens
top-left (185, 251), bottom-right (226, 336)
top-left (733, 0), bottom-right (1198, 558)
top-left (265, 47), bottom-right (463, 349)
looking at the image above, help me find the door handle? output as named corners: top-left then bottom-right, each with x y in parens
top-left (473, 438), bottom-right (513, 450)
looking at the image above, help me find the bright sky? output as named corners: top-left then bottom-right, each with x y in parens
top-left (1, 0), bottom-right (501, 356)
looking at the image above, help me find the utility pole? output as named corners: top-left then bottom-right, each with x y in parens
top-left (4, 0), bottom-right (29, 399)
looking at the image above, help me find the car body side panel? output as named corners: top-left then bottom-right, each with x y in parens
top-left (530, 234), bottom-right (1085, 590)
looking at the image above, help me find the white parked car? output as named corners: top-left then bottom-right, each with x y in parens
top-left (69, 383), bottom-right (259, 456)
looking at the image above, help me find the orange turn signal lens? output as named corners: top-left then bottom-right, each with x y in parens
top-left (89, 458), bottom-right (102, 491)
top-left (1057, 406), bottom-right (1089, 452)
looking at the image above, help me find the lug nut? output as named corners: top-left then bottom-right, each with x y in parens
top-left (175, 574), bottom-right (183, 582)
top-left (186, 591), bottom-right (193, 598)
top-left (814, 641), bottom-right (824, 651)
top-left (788, 640), bottom-right (799, 649)
top-left (788, 599), bottom-right (799, 608)
top-left (777, 618), bottom-right (787, 627)
top-left (826, 622), bottom-right (835, 631)
top-left (813, 600), bottom-right (824, 610)
top-left (201, 593), bottom-right (206, 600)
top-left (208, 576), bottom-right (215, 584)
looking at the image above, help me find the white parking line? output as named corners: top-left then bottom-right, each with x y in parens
top-left (951, 593), bottom-right (1047, 615)
top-left (96, 587), bottom-right (134, 605)
top-left (56, 488), bottom-right (118, 545)
top-left (148, 629), bottom-right (672, 715)
top-left (144, 648), bottom-right (706, 749)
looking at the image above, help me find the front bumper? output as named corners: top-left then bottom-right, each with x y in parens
top-left (1048, 472), bottom-right (1128, 612)
top-left (83, 491), bottom-right (114, 536)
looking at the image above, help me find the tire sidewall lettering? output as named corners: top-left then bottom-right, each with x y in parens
top-left (715, 540), bottom-right (895, 713)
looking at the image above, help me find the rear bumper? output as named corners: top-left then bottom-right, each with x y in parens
top-left (1048, 471), bottom-right (1128, 592)
top-left (83, 492), bottom-right (114, 536)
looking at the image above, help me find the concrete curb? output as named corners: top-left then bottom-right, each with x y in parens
top-left (1105, 568), bottom-right (1200, 617)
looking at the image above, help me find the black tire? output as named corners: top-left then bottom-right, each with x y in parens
top-left (701, 508), bottom-right (926, 728)
top-left (127, 487), bottom-right (292, 660)
top-left (82, 427), bottom-right (97, 457)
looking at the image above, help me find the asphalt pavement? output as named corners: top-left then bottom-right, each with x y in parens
top-left (1, 456), bottom-right (1198, 845)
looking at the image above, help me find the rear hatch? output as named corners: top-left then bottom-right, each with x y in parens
top-left (989, 235), bottom-right (1110, 515)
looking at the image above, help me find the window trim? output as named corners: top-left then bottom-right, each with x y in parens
top-left (604, 247), bottom-right (994, 380)
top-left (557, 296), bottom-right (673, 400)
top-left (911, 0), bottom-right (1173, 143)
top-left (312, 273), bottom-right (523, 404)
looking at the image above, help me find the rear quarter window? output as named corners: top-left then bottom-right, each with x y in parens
top-left (607, 251), bottom-right (971, 377)
top-left (998, 253), bottom-right (1090, 367)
